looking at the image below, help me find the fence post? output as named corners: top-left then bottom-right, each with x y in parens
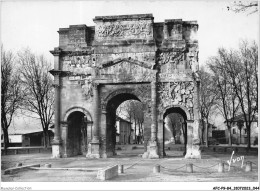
top-left (218, 162), bottom-right (224, 173)
top-left (44, 164), bottom-right (51, 168)
top-left (153, 165), bottom-right (160, 173)
top-left (16, 163), bottom-right (22, 167)
top-left (245, 161), bottom-right (252, 172)
top-left (186, 163), bottom-right (193, 173)
top-left (118, 164), bottom-right (124, 174)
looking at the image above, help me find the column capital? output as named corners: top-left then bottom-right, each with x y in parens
top-left (49, 69), bottom-right (62, 76)
top-left (50, 47), bottom-right (63, 56)
top-left (52, 138), bottom-right (62, 145)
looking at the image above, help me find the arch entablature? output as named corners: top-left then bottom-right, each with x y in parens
top-left (63, 107), bottom-right (93, 122)
top-left (160, 104), bottom-right (191, 121)
top-left (101, 88), bottom-right (145, 110)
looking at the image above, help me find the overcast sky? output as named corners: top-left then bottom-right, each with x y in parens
top-left (1, 0), bottom-right (258, 65)
top-left (0, 0), bottom-right (259, 130)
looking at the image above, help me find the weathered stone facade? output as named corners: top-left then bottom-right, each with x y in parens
top-left (50, 14), bottom-right (201, 159)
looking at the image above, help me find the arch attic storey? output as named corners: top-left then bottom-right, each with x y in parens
top-left (49, 14), bottom-right (201, 159)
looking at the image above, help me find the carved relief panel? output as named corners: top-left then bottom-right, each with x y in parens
top-left (157, 50), bottom-right (187, 72)
top-left (186, 47), bottom-right (199, 72)
top-left (95, 20), bottom-right (153, 40)
top-left (62, 55), bottom-right (93, 75)
top-left (62, 55), bottom-right (94, 100)
top-left (158, 81), bottom-right (194, 119)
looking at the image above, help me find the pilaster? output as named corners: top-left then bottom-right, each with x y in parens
top-left (49, 47), bottom-right (63, 158)
top-left (142, 79), bottom-right (160, 159)
top-left (86, 83), bottom-right (101, 158)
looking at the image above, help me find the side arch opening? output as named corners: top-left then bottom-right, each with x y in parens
top-left (163, 106), bottom-right (188, 158)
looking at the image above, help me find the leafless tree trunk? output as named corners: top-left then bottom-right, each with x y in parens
top-left (198, 67), bottom-right (217, 147)
top-left (1, 46), bottom-right (23, 149)
top-left (18, 49), bottom-right (54, 148)
top-left (208, 40), bottom-right (258, 148)
top-left (225, 40), bottom-right (258, 149)
top-left (208, 48), bottom-right (240, 146)
top-left (166, 113), bottom-right (183, 144)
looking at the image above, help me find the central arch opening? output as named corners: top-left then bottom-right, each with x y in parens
top-left (106, 93), bottom-right (144, 157)
top-left (163, 107), bottom-right (187, 158)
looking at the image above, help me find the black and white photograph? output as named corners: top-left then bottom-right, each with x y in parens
top-left (0, 0), bottom-right (259, 190)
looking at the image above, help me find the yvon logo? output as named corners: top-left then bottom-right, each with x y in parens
top-left (226, 151), bottom-right (244, 171)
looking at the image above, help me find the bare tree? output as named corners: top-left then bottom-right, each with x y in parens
top-left (1, 47), bottom-right (24, 149)
top-left (165, 113), bottom-right (182, 144)
top-left (18, 49), bottom-right (54, 148)
top-left (208, 41), bottom-right (258, 148)
top-left (227, 1), bottom-right (258, 15)
top-left (137, 107), bottom-right (144, 143)
top-left (198, 67), bottom-right (217, 147)
top-left (208, 48), bottom-right (240, 146)
top-left (225, 40), bottom-right (258, 148)
top-left (237, 120), bottom-right (244, 145)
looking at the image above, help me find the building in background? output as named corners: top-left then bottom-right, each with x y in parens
top-left (116, 116), bottom-right (133, 145)
top-left (226, 114), bottom-right (258, 145)
top-left (3, 130), bottom-right (54, 147)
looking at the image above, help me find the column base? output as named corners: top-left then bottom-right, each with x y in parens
top-left (52, 139), bottom-right (62, 158)
top-left (184, 145), bottom-right (201, 159)
top-left (86, 142), bottom-right (100, 158)
top-left (142, 141), bottom-right (160, 159)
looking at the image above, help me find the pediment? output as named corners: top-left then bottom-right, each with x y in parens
top-left (101, 57), bottom-right (153, 69)
top-left (98, 58), bottom-right (156, 83)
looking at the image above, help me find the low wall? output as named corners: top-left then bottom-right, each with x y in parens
top-left (1, 147), bottom-right (52, 155)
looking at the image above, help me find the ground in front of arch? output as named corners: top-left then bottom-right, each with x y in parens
top-left (1, 144), bottom-right (258, 182)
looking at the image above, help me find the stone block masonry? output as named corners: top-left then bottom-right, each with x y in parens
top-left (50, 13), bottom-right (200, 159)
top-left (96, 165), bottom-right (118, 180)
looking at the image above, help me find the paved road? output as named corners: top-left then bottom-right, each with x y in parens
top-left (1, 146), bottom-right (258, 182)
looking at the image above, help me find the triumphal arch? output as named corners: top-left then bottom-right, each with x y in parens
top-left (50, 14), bottom-right (201, 159)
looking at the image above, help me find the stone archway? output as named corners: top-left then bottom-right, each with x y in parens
top-left (162, 106), bottom-right (188, 157)
top-left (63, 107), bottom-right (93, 122)
top-left (101, 89), bottom-right (144, 157)
top-left (50, 14), bottom-right (200, 159)
top-left (60, 107), bottom-right (93, 157)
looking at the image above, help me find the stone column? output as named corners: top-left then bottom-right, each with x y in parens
top-left (61, 122), bottom-right (68, 157)
top-left (151, 81), bottom-right (157, 141)
top-left (93, 83), bottom-right (100, 142)
top-left (185, 120), bottom-right (193, 159)
top-left (142, 79), bottom-right (159, 159)
top-left (192, 80), bottom-right (201, 158)
top-left (50, 48), bottom-right (62, 158)
top-left (100, 109), bottom-right (108, 158)
top-left (86, 83), bottom-right (100, 158)
top-left (185, 80), bottom-right (201, 159)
